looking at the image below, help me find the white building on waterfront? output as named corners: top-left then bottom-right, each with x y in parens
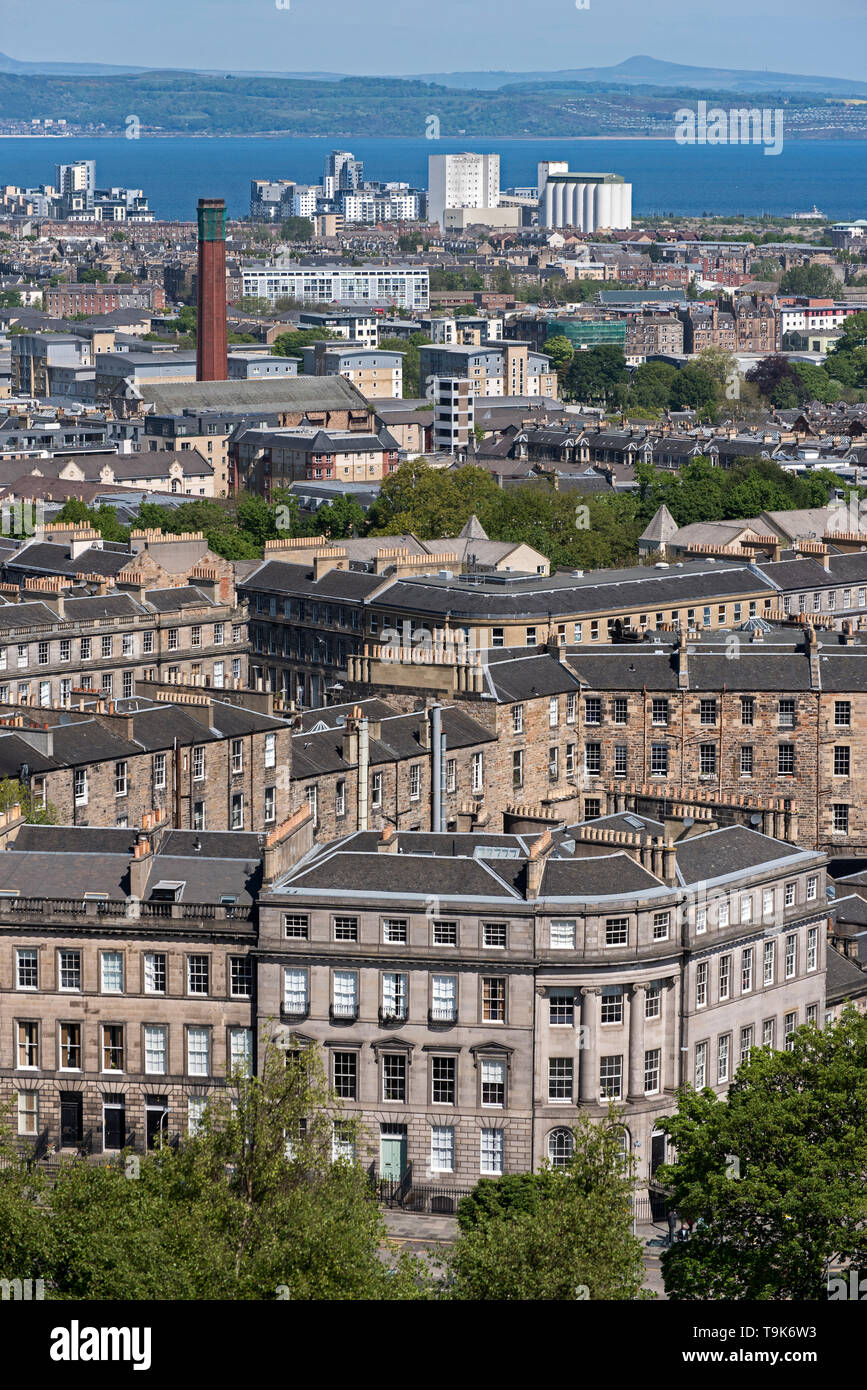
top-left (539, 169), bottom-right (632, 232)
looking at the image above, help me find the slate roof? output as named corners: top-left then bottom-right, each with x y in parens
top-left (239, 559), bottom-right (383, 601)
top-left (143, 585), bottom-right (213, 613)
top-left (486, 653), bottom-right (583, 701)
top-left (291, 706), bottom-right (493, 781)
top-left (674, 826), bottom-right (811, 886)
top-left (825, 945), bottom-right (867, 1003)
top-left (4, 541), bottom-right (131, 580)
top-left (277, 851), bottom-right (520, 900)
top-left (137, 375), bottom-right (370, 414)
top-left (539, 854), bottom-right (662, 898)
top-left (367, 563), bottom-right (773, 623)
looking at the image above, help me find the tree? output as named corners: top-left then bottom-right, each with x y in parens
top-left (0, 290), bottom-right (22, 308)
top-left (234, 296), bottom-right (271, 315)
top-left (694, 345), bottom-right (737, 389)
top-left (54, 499), bottom-right (129, 543)
top-left (446, 1113), bottom-right (647, 1300)
top-left (0, 1037), bottom-right (425, 1300)
top-left (660, 1008), bottom-right (867, 1301)
top-left (745, 354), bottom-right (802, 403)
top-left (113, 272), bottom-right (135, 284)
top-left (778, 263), bottom-right (839, 298)
top-left (668, 364), bottom-right (717, 415)
top-left (542, 334), bottom-right (575, 377)
top-left (279, 217), bottom-right (313, 242)
top-left (77, 269), bottom-right (109, 284)
top-left (0, 777), bottom-right (59, 825)
top-left (564, 346), bottom-right (628, 404)
top-left (271, 327), bottom-right (343, 360)
top-left (367, 458), bottom-right (499, 537)
top-left (313, 494), bottom-right (366, 540)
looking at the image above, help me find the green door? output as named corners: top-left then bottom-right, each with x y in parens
top-left (381, 1134), bottom-right (407, 1180)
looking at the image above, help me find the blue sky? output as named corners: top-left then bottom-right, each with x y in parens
top-left (3, 0), bottom-right (865, 81)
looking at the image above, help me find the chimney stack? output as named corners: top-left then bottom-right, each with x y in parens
top-left (196, 197), bottom-right (228, 382)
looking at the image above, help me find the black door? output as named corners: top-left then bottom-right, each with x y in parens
top-left (146, 1101), bottom-right (168, 1150)
top-left (103, 1100), bottom-right (125, 1151)
top-left (650, 1131), bottom-right (666, 1176)
top-left (59, 1093), bottom-right (82, 1147)
top-left (649, 1131), bottom-right (668, 1221)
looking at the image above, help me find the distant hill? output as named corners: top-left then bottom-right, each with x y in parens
top-left (0, 51), bottom-right (342, 80)
top-left (407, 55), bottom-right (867, 95)
top-left (1, 55), bottom-right (865, 139)
top-left (1, 50), bottom-right (865, 95)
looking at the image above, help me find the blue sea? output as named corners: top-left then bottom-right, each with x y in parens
top-left (1, 135), bottom-right (865, 222)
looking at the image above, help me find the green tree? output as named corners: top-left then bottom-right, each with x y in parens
top-left (235, 296), bottom-right (271, 315)
top-left (271, 327), bottom-right (343, 361)
top-left (279, 217), bottom-right (314, 242)
top-left (0, 777), bottom-right (59, 825)
top-left (564, 345), bottom-right (628, 404)
top-left (54, 499), bottom-right (129, 543)
top-left (668, 364), bottom-right (718, 415)
top-left (113, 272), bottom-right (135, 284)
top-left (446, 1113), bottom-right (647, 1300)
top-left (542, 334), bottom-right (575, 378)
top-left (778, 263), bottom-right (839, 298)
top-left (77, 269), bottom-right (108, 284)
top-left (368, 458), bottom-right (499, 537)
top-left (0, 1038), bottom-right (426, 1300)
top-left (660, 1008), bottom-right (867, 1301)
top-left (313, 494), bottom-right (366, 540)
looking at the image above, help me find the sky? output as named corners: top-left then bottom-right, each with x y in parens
top-left (2, 0), bottom-right (865, 81)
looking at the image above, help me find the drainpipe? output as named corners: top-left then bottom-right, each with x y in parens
top-left (357, 716), bottom-right (369, 831)
top-left (440, 730), bottom-right (447, 833)
top-left (431, 703), bottom-right (442, 833)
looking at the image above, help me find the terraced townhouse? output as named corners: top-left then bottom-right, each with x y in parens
top-left (257, 815), bottom-right (828, 1191)
top-left (0, 524), bottom-right (248, 702)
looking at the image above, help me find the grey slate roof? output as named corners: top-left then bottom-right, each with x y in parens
top-left (137, 375), bottom-right (370, 414)
top-left (825, 945), bottom-right (867, 1004)
top-left (674, 826), bottom-right (809, 886)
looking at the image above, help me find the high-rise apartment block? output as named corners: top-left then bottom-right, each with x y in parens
top-left (427, 152), bottom-right (500, 230)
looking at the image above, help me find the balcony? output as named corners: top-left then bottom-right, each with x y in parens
top-left (379, 1007), bottom-right (407, 1027)
top-left (330, 1003), bottom-right (358, 1024)
top-left (280, 1002), bottom-right (309, 1022)
top-left (428, 1007), bottom-right (457, 1029)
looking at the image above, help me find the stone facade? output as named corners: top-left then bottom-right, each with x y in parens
top-left (257, 821), bottom-right (828, 1191)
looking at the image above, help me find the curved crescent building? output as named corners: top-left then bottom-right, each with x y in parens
top-left (540, 171), bottom-right (632, 232)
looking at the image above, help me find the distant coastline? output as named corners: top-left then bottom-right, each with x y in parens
top-left (2, 131), bottom-right (866, 141)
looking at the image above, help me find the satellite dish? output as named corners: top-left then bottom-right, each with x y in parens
top-left (335, 715), bottom-right (346, 727)
top-left (750, 813), bottom-right (762, 826)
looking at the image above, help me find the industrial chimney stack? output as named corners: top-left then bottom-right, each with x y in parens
top-left (196, 197), bottom-right (228, 382)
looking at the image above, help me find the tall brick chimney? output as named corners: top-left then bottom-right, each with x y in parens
top-left (196, 197), bottom-right (227, 382)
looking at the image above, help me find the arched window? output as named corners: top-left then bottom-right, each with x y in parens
top-left (547, 1127), bottom-right (574, 1168)
top-left (610, 1124), bottom-right (631, 1166)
